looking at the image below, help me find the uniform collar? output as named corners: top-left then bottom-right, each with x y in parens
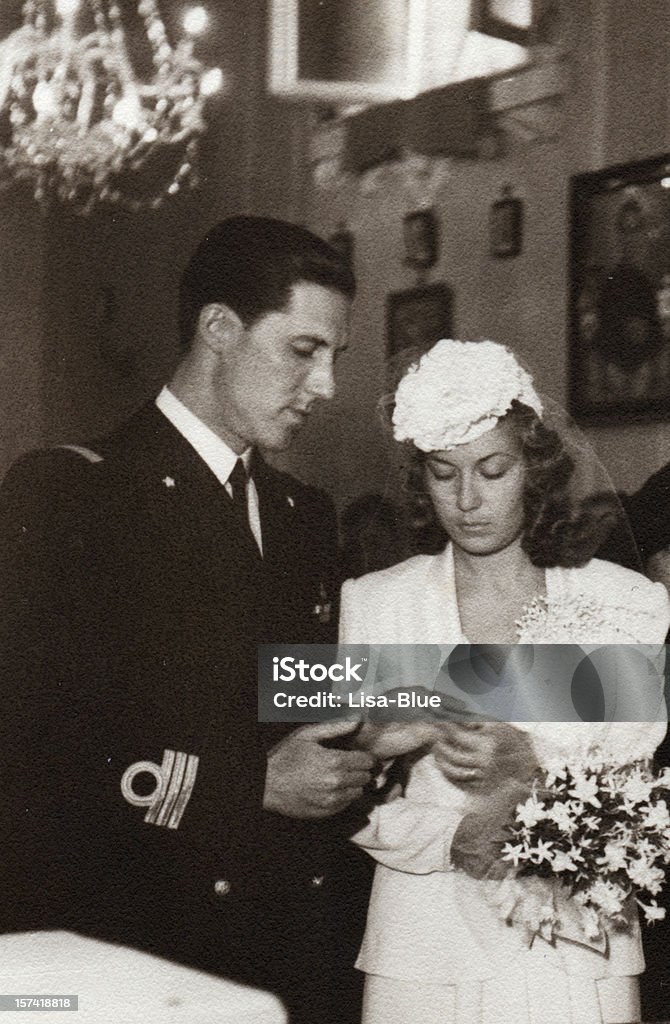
top-left (155, 386), bottom-right (251, 486)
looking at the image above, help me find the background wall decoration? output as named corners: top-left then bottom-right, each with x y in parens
top-left (570, 154), bottom-right (670, 424)
top-left (386, 282), bottom-right (453, 386)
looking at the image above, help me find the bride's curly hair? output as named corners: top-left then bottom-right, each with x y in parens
top-left (405, 401), bottom-right (622, 567)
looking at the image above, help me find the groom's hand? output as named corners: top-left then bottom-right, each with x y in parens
top-left (263, 720), bottom-right (376, 819)
top-left (432, 721), bottom-right (538, 793)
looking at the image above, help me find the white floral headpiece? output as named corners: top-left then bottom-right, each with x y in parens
top-left (392, 339), bottom-right (543, 452)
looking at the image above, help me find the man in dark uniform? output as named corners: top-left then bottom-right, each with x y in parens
top-left (0, 217), bottom-right (375, 1023)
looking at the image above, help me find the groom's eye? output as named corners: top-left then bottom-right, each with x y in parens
top-left (291, 338), bottom-right (319, 357)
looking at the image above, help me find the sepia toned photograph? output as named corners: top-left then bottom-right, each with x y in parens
top-left (1, 2), bottom-right (670, 1024)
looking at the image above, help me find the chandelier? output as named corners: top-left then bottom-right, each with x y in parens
top-left (0, 0), bottom-right (222, 213)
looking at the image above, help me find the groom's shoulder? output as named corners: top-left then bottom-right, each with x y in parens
top-left (1, 445), bottom-right (105, 525)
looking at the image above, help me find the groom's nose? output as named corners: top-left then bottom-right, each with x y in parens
top-left (306, 351), bottom-right (336, 401)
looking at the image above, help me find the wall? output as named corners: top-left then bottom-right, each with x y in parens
top-left (284, 0), bottom-right (670, 510)
top-left (0, 185), bottom-right (45, 478)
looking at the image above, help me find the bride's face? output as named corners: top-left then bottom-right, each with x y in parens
top-left (424, 419), bottom-right (526, 556)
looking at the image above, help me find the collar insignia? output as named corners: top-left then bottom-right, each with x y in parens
top-left (162, 476), bottom-right (176, 489)
top-left (313, 583), bottom-right (332, 624)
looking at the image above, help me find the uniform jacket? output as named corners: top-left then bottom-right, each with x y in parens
top-left (0, 403), bottom-right (371, 1021)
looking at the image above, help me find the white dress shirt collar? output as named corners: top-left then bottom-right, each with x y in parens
top-left (155, 385), bottom-right (251, 486)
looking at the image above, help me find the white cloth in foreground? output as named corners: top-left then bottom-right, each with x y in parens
top-left (340, 545), bottom-right (670, 1024)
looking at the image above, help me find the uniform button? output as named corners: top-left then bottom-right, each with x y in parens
top-left (310, 875), bottom-right (324, 888)
top-left (214, 879), bottom-right (232, 896)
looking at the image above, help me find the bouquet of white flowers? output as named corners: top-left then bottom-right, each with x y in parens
top-left (495, 750), bottom-right (670, 946)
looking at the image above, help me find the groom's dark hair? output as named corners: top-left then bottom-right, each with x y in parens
top-left (178, 216), bottom-right (356, 350)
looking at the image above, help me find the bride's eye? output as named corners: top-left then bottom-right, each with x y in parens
top-left (427, 463), bottom-right (457, 481)
top-left (479, 458), bottom-right (512, 480)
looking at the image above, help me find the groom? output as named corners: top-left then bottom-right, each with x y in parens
top-left (0, 216), bottom-right (376, 1024)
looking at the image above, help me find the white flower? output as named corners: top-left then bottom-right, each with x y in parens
top-left (621, 770), bottom-right (654, 805)
top-left (636, 899), bottom-right (666, 923)
top-left (528, 838), bottom-right (554, 865)
top-left (392, 339), bottom-right (542, 452)
top-left (501, 842), bottom-right (528, 867)
top-left (551, 849), bottom-right (580, 872)
top-left (578, 904), bottom-right (603, 940)
top-left (569, 773), bottom-right (601, 808)
top-left (546, 802), bottom-right (578, 834)
top-left (597, 842), bottom-right (629, 872)
top-left (627, 858), bottom-right (665, 894)
top-left (515, 795), bottom-right (547, 828)
top-left (642, 800), bottom-right (670, 830)
top-left (587, 879), bottom-right (627, 916)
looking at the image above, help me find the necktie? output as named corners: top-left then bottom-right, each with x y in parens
top-left (228, 458), bottom-right (256, 549)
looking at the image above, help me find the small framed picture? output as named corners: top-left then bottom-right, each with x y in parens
top-left (386, 282), bottom-right (453, 385)
top-left (403, 208), bottom-right (440, 270)
top-left (490, 186), bottom-right (523, 258)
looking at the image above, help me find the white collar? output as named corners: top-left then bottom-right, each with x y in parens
top-left (155, 386), bottom-right (251, 486)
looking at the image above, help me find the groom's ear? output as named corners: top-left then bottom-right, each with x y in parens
top-left (197, 302), bottom-right (244, 355)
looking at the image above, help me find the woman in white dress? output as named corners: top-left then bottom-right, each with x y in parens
top-left (339, 340), bottom-right (670, 1024)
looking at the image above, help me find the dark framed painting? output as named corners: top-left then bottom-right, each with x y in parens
top-left (403, 208), bottom-right (440, 270)
top-left (569, 153), bottom-right (670, 424)
top-left (386, 282), bottom-right (453, 385)
top-left (490, 186), bottom-right (523, 258)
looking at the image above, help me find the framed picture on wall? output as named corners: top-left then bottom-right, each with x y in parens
top-left (403, 209), bottom-right (440, 270)
top-left (569, 153), bottom-right (670, 424)
top-left (490, 185), bottom-right (523, 258)
top-left (386, 282), bottom-right (453, 386)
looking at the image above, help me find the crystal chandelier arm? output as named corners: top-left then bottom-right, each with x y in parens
top-left (0, 28), bottom-right (34, 110)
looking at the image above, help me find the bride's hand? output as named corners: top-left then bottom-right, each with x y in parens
top-left (450, 782), bottom-right (530, 879)
top-left (432, 721), bottom-right (538, 793)
top-left (354, 691), bottom-right (482, 758)
top-left (354, 720), bottom-right (444, 758)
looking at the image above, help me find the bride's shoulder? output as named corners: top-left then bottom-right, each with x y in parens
top-left (557, 557), bottom-right (670, 636)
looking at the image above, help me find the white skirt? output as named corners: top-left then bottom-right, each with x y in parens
top-left (361, 970), bottom-right (640, 1024)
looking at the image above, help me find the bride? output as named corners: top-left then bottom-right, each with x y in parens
top-left (339, 340), bottom-right (670, 1024)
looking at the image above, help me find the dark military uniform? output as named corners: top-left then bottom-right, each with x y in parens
top-left (0, 403), bottom-right (371, 1024)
